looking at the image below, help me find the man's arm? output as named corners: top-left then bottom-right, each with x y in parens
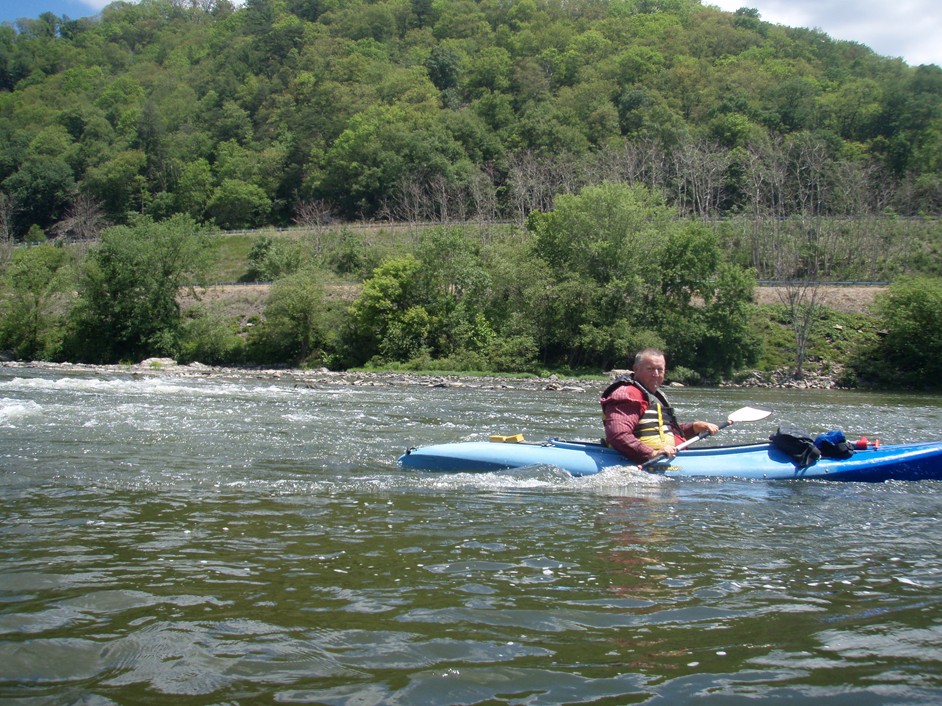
top-left (601, 390), bottom-right (656, 464)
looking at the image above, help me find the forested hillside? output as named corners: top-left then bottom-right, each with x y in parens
top-left (2, 0), bottom-right (942, 385)
top-left (2, 0), bottom-right (941, 239)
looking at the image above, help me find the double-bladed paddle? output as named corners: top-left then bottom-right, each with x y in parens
top-left (640, 405), bottom-right (773, 469)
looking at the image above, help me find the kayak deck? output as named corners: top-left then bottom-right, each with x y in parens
top-left (398, 438), bottom-right (942, 482)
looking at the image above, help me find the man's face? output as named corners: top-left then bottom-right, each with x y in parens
top-left (633, 354), bottom-right (666, 392)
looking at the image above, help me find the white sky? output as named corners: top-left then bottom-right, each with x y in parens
top-left (3, 0), bottom-right (940, 68)
top-left (709, 0), bottom-right (942, 67)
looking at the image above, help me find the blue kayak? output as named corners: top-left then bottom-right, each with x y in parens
top-left (397, 437), bottom-right (942, 482)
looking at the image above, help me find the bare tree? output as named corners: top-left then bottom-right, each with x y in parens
top-left (591, 139), bottom-right (648, 185)
top-left (428, 173), bottom-right (470, 224)
top-left (829, 159), bottom-right (873, 217)
top-left (294, 199), bottom-right (335, 258)
top-left (671, 138), bottom-right (730, 217)
top-left (505, 151), bottom-right (581, 225)
top-left (778, 281), bottom-right (826, 380)
top-left (52, 193), bottom-right (107, 242)
top-left (786, 133), bottom-right (835, 276)
top-left (0, 192), bottom-right (15, 265)
top-left (388, 176), bottom-right (429, 225)
top-left (788, 134), bottom-right (831, 220)
top-left (636, 138), bottom-right (671, 195)
top-left (506, 151), bottom-right (549, 225)
top-left (469, 165), bottom-right (499, 240)
top-left (384, 173), bottom-right (469, 226)
top-left (743, 138), bottom-right (790, 277)
top-left (294, 198), bottom-right (334, 229)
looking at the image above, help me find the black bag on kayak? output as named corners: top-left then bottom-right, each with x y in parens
top-left (814, 429), bottom-right (855, 459)
top-left (769, 425), bottom-right (821, 468)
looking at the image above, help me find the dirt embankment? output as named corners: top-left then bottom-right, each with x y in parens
top-left (184, 283), bottom-right (885, 319)
top-left (753, 285), bottom-right (884, 314)
top-left (180, 284), bottom-right (270, 322)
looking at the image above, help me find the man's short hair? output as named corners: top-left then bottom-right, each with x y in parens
top-left (633, 348), bottom-right (665, 366)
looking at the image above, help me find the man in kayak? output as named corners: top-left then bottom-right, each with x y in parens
top-left (601, 348), bottom-right (718, 465)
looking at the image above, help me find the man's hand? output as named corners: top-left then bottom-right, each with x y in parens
top-left (650, 444), bottom-right (677, 461)
top-left (691, 420), bottom-right (719, 436)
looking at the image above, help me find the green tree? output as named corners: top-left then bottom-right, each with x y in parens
top-left (95, 75), bottom-right (145, 138)
top-left (705, 264), bottom-right (759, 374)
top-left (461, 46), bottom-right (512, 97)
top-left (213, 139), bottom-right (288, 198)
top-left (868, 277), bottom-right (942, 387)
top-left (413, 226), bottom-right (491, 357)
top-left (483, 239), bottom-right (547, 371)
top-left (0, 244), bottom-right (73, 359)
top-left (246, 235), bottom-right (303, 281)
top-left (206, 179), bottom-right (272, 229)
top-left (3, 158), bottom-right (76, 234)
top-left (318, 105), bottom-right (471, 217)
top-left (66, 214), bottom-right (208, 363)
top-left (248, 267), bottom-right (327, 363)
top-left (526, 183), bottom-right (756, 374)
top-left (341, 227), bottom-right (497, 366)
top-left (174, 158), bottom-right (214, 219)
top-left (81, 149), bottom-right (147, 219)
top-left (425, 44), bottom-right (462, 92)
top-left (178, 303), bottom-right (246, 365)
top-left (525, 183), bottom-right (673, 366)
top-left (530, 182), bottom-right (672, 287)
top-left (348, 255), bottom-right (428, 363)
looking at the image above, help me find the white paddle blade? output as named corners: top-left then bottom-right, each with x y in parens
top-left (727, 406), bottom-right (773, 424)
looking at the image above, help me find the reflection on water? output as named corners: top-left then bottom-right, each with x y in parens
top-left (1, 365), bottom-right (942, 704)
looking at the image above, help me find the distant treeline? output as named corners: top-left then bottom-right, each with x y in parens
top-left (233, 213), bottom-right (942, 283)
top-left (4, 184), bottom-right (942, 389)
top-left (1, 0), bottom-right (941, 243)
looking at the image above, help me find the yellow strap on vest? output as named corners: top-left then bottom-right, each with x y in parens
top-left (637, 401), bottom-right (670, 450)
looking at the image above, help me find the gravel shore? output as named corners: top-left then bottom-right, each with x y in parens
top-left (1, 357), bottom-right (845, 391)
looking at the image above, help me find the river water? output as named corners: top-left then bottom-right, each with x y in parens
top-left (2, 363), bottom-right (942, 705)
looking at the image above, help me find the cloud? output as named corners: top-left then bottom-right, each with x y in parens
top-left (73, 0), bottom-right (244, 13)
top-left (710, 0), bottom-right (941, 67)
top-left (75, 0), bottom-right (111, 10)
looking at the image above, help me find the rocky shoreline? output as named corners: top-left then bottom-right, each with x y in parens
top-left (0, 358), bottom-right (844, 391)
top-left (728, 368), bottom-right (846, 390)
top-left (0, 358), bottom-right (591, 392)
